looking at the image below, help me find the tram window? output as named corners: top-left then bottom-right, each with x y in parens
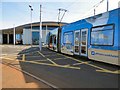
top-left (82, 31), bottom-right (86, 45)
top-left (91, 24), bottom-right (114, 46)
top-left (81, 46), bottom-right (86, 54)
top-left (75, 32), bottom-right (79, 45)
top-left (64, 32), bottom-right (73, 49)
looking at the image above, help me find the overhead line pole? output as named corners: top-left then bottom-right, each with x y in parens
top-left (39, 4), bottom-right (42, 51)
top-left (107, 0), bottom-right (109, 12)
top-left (58, 9), bottom-right (60, 24)
top-left (29, 5), bottom-right (33, 47)
top-left (57, 8), bottom-right (67, 52)
top-left (13, 24), bottom-right (15, 45)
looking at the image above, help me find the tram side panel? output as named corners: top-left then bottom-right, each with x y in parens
top-left (61, 22), bottom-right (78, 55)
top-left (88, 9), bottom-right (119, 66)
top-left (118, 8), bottom-right (120, 66)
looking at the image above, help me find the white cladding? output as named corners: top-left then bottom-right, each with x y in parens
top-left (0, 31), bottom-right (2, 44)
top-left (23, 28), bottom-right (32, 44)
top-left (23, 28), bottom-right (50, 45)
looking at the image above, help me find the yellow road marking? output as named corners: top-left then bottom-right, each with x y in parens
top-left (37, 51), bottom-right (58, 65)
top-left (53, 58), bottom-right (68, 60)
top-left (22, 54), bottom-right (25, 61)
top-left (46, 58), bottom-right (58, 65)
top-left (96, 69), bottom-right (120, 74)
top-left (24, 60), bottom-right (80, 70)
top-left (37, 51), bottom-right (45, 57)
top-left (73, 62), bottom-right (89, 65)
top-left (2, 57), bottom-right (80, 70)
top-left (57, 53), bottom-right (120, 74)
top-left (113, 70), bottom-right (120, 74)
top-left (33, 60), bottom-right (48, 61)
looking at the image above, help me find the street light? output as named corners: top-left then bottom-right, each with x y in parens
top-left (29, 5), bottom-right (33, 47)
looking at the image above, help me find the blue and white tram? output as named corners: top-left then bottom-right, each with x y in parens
top-left (47, 8), bottom-right (120, 66)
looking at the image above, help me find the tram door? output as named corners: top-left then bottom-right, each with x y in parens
top-left (74, 30), bottom-right (80, 55)
top-left (80, 29), bottom-right (88, 56)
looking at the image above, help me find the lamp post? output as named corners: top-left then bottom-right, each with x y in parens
top-left (29, 5), bottom-right (33, 47)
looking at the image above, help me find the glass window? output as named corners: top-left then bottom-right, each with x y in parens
top-left (64, 32), bottom-right (73, 44)
top-left (82, 31), bottom-right (87, 45)
top-left (64, 32), bottom-right (73, 50)
top-left (47, 26), bottom-right (58, 30)
top-left (75, 32), bottom-right (79, 45)
top-left (91, 25), bottom-right (114, 45)
top-left (32, 32), bottom-right (39, 45)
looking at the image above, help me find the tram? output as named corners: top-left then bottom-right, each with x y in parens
top-left (47, 8), bottom-right (120, 66)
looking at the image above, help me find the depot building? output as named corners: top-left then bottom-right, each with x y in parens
top-left (0, 21), bottom-right (67, 45)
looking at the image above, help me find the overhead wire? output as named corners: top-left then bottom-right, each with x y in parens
top-left (70, 0), bottom-right (106, 21)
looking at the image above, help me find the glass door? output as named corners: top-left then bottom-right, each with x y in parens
top-left (80, 29), bottom-right (88, 56)
top-left (74, 30), bottom-right (80, 55)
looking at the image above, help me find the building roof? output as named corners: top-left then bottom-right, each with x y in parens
top-left (1, 21), bottom-right (68, 33)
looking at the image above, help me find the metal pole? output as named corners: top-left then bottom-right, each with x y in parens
top-left (107, 0), bottom-right (109, 12)
top-left (29, 5), bottom-right (33, 47)
top-left (7, 34), bottom-right (9, 44)
top-left (13, 24), bottom-right (15, 45)
top-left (39, 4), bottom-right (42, 51)
top-left (58, 9), bottom-right (60, 23)
top-left (45, 25), bottom-right (47, 45)
top-left (94, 9), bottom-right (95, 16)
top-left (31, 8), bottom-right (33, 47)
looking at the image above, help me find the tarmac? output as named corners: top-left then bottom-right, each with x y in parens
top-left (0, 45), bottom-right (119, 89)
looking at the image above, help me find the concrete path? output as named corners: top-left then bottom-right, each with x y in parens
top-left (1, 62), bottom-right (50, 88)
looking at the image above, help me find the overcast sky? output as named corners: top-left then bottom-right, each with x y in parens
top-left (0, 0), bottom-right (119, 29)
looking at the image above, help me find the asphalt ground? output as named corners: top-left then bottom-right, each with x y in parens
top-left (1, 45), bottom-right (120, 89)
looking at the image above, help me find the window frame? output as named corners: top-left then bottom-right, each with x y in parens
top-left (90, 24), bottom-right (115, 46)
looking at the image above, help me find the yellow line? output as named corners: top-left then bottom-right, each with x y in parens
top-left (46, 58), bottom-right (58, 65)
top-left (37, 51), bottom-right (45, 57)
top-left (21, 60), bottom-right (80, 70)
top-left (33, 60), bottom-right (48, 61)
top-left (0, 56), bottom-right (81, 70)
top-left (113, 70), bottom-right (120, 74)
top-left (58, 53), bottom-right (106, 70)
top-left (37, 51), bottom-right (58, 65)
top-left (57, 53), bottom-right (120, 74)
top-left (58, 53), bottom-right (83, 63)
top-left (22, 54), bottom-right (25, 61)
top-left (73, 62), bottom-right (89, 65)
top-left (96, 69), bottom-right (120, 74)
top-left (53, 58), bottom-right (67, 60)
